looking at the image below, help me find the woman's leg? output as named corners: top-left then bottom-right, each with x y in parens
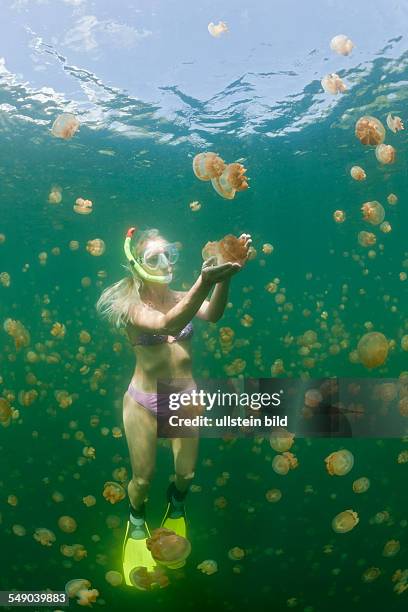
top-left (171, 436), bottom-right (199, 493)
top-left (123, 392), bottom-right (157, 512)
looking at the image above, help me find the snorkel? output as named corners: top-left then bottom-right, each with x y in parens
top-left (124, 227), bottom-right (174, 285)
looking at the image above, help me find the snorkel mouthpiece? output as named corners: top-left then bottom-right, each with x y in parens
top-left (124, 227), bottom-right (173, 285)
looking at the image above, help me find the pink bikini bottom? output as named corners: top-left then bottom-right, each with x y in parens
top-left (127, 381), bottom-right (196, 416)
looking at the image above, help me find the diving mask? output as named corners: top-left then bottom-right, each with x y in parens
top-left (124, 227), bottom-right (177, 284)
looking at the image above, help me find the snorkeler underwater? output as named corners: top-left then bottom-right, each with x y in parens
top-left (0, 0), bottom-right (408, 610)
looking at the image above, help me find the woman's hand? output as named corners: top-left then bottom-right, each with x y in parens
top-left (239, 233), bottom-right (252, 265)
top-left (201, 256), bottom-right (241, 285)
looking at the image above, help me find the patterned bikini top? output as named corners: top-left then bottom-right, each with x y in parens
top-left (131, 321), bottom-right (194, 346)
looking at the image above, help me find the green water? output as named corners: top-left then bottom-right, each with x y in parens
top-left (1, 21), bottom-right (408, 612)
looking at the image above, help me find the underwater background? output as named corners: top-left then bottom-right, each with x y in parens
top-left (0, 0), bottom-right (408, 610)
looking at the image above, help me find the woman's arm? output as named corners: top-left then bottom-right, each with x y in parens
top-left (196, 279), bottom-right (231, 322)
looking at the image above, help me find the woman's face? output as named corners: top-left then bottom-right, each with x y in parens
top-left (140, 237), bottom-right (174, 280)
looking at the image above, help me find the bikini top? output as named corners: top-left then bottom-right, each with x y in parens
top-left (131, 321), bottom-right (194, 346)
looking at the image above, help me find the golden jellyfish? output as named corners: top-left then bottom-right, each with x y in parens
top-left (401, 335), bottom-right (408, 352)
top-left (240, 314), bottom-right (253, 328)
top-left (203, 234), bottom-right (248, 266)
top-left (83, 495), bottom-right (96, 507)
top-left (58, 515), bottom-right (77, 533)
top-left (333, 210), bottom-right (346, 223)
top-left (375, 144), bottom-right (396, 165)
top-left (146, 527), bottom-right (191, 569)
top-left (74, 198), bottom-right (93, 215)
top-left (262, 243), bottom-right (274, 255)
top-left (330, 34), bottom-right (354, 56)
top-left (211, 163), bottom-right (249, 199)
top-left (321, 73), bottom-right (347, 94)
top-left (189, 201), bottom-right (201, 212)
top-left (352, 477), bottom-right (370, 493)
top-left (228, 547), bottom-right (245, 561)
top-left (76, 589), bottom-right (99, 607)
top-left (386, 113), bottom-right (404, 133)
top-left (79, 330), bottom-right (91, 344)
top-left (304, 389), bottom-right (323, 408)
top-left (51, 322), bottom-right (66, 338)
top-left (361, 201), bottom-right (385, 225)
top-left (34, 528), bottom-right (56, 546)
top-left (86, 239), bottom-right (105, 257)
top-left (208, 21), bottom-right (228, 37)
top-left (355, 116), bottom-right (385, 145)
top-left (12, 524), bottom-right (26, 537)
top-left (0, 398), bottom-right (12, 427)
top-left (350, 166), bottom-right (366, 181)
top-left (69, 240), bottom-right (80, 251)
top-left (265, 488), bottom-right (282, 503)
top-left (272, 454), bottom-right (290, 475)
top-left (357, 332), bottom-right (388, 369)
top-left (65, 579), bottom-right (91, 599)
top-left (398, 450), bottom-right (408, 464)
top-left (380, 221), bottom-right (391, 233)
top-left (129, 567), bottom-right (169, 591)
top-left (362, 567), bottom-right (381, 583)
top-left (48, 186), bottom-right (62, 204)
top-left (197, 559), bottom-right (218, 575)
top-left (325, 449), bottom-right (354, 476)
top-left (269, 429), bottom-right (294, 452)
top-left (332, 510), bottom-right (359, 533)
top-left (0, 272), bottom-right (10, 287)
top-left (193, 152), bottom-right (226, 181)
top-left (0, 234), bottom-right (5, 244)
top-left (383, 539), bottom-right (400, 557)
top-left (102, 481), bottom-right (126, 504)
top-left (387, 193), bottom-right (398, 205)
top-left (105, 571), bottom-right (123, 586)
top-left (358, 231), bottom-right (376, 247)
top-left (51, 113), bottom-right (80, 140)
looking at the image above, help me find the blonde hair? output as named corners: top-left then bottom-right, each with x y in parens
top-left (96, 267), bottom-right (143, 327)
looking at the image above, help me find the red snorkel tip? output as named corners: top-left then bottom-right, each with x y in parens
top-left (126, 227), bottom-right (137, 238)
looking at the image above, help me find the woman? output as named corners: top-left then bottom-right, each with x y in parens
top-left (97, 226), bottom-right (251, 584)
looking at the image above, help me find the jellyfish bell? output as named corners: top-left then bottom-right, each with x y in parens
top-left (193, 152), bottom-right (226, 181)
top-left (357, 331), bottom-right (388, 369)
top-left (202, 234), bottom-right (247, 266)
top-left (325, 449), bottom-right (354, 476)
top-left (350, 166), bottom-right (366, 181)
top-left (375, 144), bottom-right (396, 164)
top-left (74, 198), bottom-right (93, 215)
top-left (333, 210), bottom-right (346, 223)
top-left (272, 454), bottom-right (290, 475)
top-left (321, 73), bottom-right (347, 94)
top-left (330, 34), bottom-right (354, 56)
top-left (355, 116), bottom-right (385, 145)
top-left (352, 477), bottom-right (370, 493)
top-left (146, 528), bottom-right (191, 569)
top-left (361, 201), bottom-right (385, 225)
top-left (228, 547), bottom-right (245, 561)
top-left (51, 113), bottom-right (80, 140)
top-left (65, 579), bottom-right (91, 599)
top-left (269, 429), bottom-right (294, 452)
top-left (265, 488), bottom-right (282, 503)
top-left (208, 21), bottom-right (228, 37)
top-left (197, 559), bottom-right (218, 575)
top-left (387, 193), bottom-right (398, 205)
top-left (386, 113), bottom-right (404, 133)
top-left (211, 163), bottom-right (249, 200)
top-left (86, 239), bottom-right (105, 256)
top-left (332, 509), bottom-right (359, 533)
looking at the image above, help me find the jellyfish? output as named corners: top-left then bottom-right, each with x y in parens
top-left (211, 163), bottom-right (249, 199)
top-left (51, 113), bottom-right (80, 140)
top-left (86, 239), bottom-right (105, 256)
top-left (0, 398), bottom-right (12, 428)
top-left (105, 571), bottom-right (123, 586)
top-left (355, 116), bottom-right (385, 145)
top-left (129, 567), bottom-right (169, 590)
top-left (12, 524), bottom-right (26, 536)
top-left (208, 21), bottom-right (228, 37)
top-left (69, 240), bottom-right (80, 251)
top-left (352, 477), bottom-right (370, 494)
top-left (51, 322), bottom-right (66, 338)
top-left (58, 515), bottom-right (77, 533)
top-left (65, 579), bottom-right (91, 599)
top-left (102, 481), bottom-right (126, 504)
top-left (362, 567), bottom-right (381, 583)
top-left (189, 201), bottom-right (201, 211)
top-left (333, 210), bottom-right (346, 223)
top-left (262, 243), bottom-right (274, 254)
top-left (386, 113), bottom-right (404, 133)
top-left (358, 231), bottom-right (376, 247)
top-left (321, 73), bottom-right (347, 94)
top-left (361, 201), bottom-right (385, 225)
top-left (387, 193), bottom-right (398, 205)
top-left (193, 152), bottom-right (226, 181)
top-left (83, 495), bottom-right (96, 507)
top-left (325, 450), bottom-right (354, 476)
top-left (375, 143), bottom-right (396, 165)
top-left (197, 559), bottom-right (218, 575)
top-left (350, 166), bottom-right (366, 181)
top-left (74, 198), bottom-right (93, 215)
top-left (265, 488), bottom-right (282, 503)
top-left (304, 389), bottom-right (323, 408)
top-left (0, 272), bottom-right (11, 287)
top-left (76, 588), bottom-right (99, 607)
top-left (269, 430), bottom-right (294, 452)
top-left (48, 186), bottom-right (62, 204)
top-left (332, 510), bottom-right (359, 533)
top-left (357, 332), bottom-right (388, 369)
top-left (146, 528), bottom-right (191, 568)
top-left (34, 528), bottom-right (56, 546)
top-left (383, 540), bottom-right (400, 557)
top-left (202, 234), bottom-right (248, 266)
top-left (330, 34), bottom-right (354, 55)
top-left (228, 547), bottom-right (245, 561)
top-left (272, 454), bottom-right (290, 475)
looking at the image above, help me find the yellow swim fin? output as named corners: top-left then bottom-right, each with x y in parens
top-left (122, 520), bottom-right (156, 588)
top-left (160, 484), bottom-right (188, 568)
